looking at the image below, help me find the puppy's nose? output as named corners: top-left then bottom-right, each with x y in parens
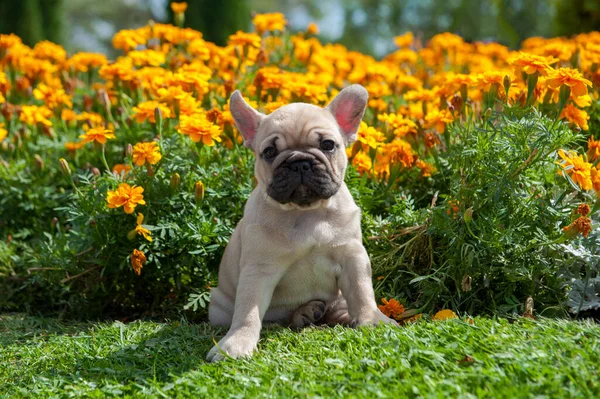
top-left (290, 160), bottom-right (311, 173)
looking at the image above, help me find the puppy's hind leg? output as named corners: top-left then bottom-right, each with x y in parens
top-left (322, 295), bottom-right (353, 326)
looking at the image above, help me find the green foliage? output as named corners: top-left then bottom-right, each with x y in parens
top-left (369, 106), bottom-right (599, 315)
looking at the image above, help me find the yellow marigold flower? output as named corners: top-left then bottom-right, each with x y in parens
top-left (61, 109), bottom-right (78, 123)
top-left (19, 105), bottom-right (53, 127)
top-left (560, 104), bottom-right (589, 131)
top-left (357, 122), bottom-right (385, 149)
top-left (557, 149), bottom-right (593, 191)
top-left (127, 49), bottom-right (166, 67)
top-left (587, 136), bottom-right (600, 161)
top-left (0, 123), bottom-right (7, 142)
top-left (432, 309), bottom-right (458, 320)
top-left (416, 159), bottom-right (436, 177)
top-left (32, 40), bottom-right (66, 62)
top-left (377, 113), bottom-right (418, 138)
top-left (99, 59), bottom-right (134, 81)
top-left (132, 142), bottom-right (162, 166)
top-left (106, 183), bottom-right (146, 214)
top-left (112, 163), bottom-right (132, 176)
top-left (0, 33), bottom-right (22, 49)
top-left (404, 88), bottom-right (436, 102)
top-left (253, 12), bottom-right (287, 34)
top-left (132, 101), bottom-right (171, 124)
top-left (112, 29), bottom-right (148, 52)
top-left (228, 31), bottom-right (261, 49)
top-left (67, 52), bottom-right (108, 72)
top-left (131, 249), bottom-right (146, 275)
top-left (170, 1), bottom-right (188, 14)
top-left (378, 298), bottom-right (405, 319)
top-left (264, 101), bottom-right (285, 114)
top-left (177, 113), bottom-right (222, 146)
top-left (563, 216), bottom-right (592, 239)
top-left (394, 32), bottom-right (413, 48)
top-left (509, 52), bottom-right (558, 76)
top-left (79, 127), bottom-right (115, 145)
top-left (546, 68), bottom-right (593, 98)
top-left (424, 109), bottom-right (454, 133)
top-left (429, 32), bottom-right (464, 51)
top-left (33, 83), bottom-right (73, 109)
top-left (129, 213), bottom-right (152, 242)
top-left (352, 151), bottom-right (373, 176)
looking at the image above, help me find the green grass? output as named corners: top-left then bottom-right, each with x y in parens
top-left (1, 314), bottom-right (599, 398)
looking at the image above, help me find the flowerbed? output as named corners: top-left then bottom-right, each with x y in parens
top-left (1, 9), bottom-right (599, 318)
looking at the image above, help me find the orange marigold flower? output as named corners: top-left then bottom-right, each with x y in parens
top-left (79, 127), bottom-right (116, 144)
top-left (228, 31), bottom-right (261, 49)
top-left (106, 183), bottom-right (146, 214)
top-left (557, 149), bottom-right (593, 191)
top-left (416, 159), bottom-right (436, 177)
top-left (33, 83), bottom-right (73, 109)
top-left (509, 52), bottom-right (558, 76)
top-left (424, 109), bottom-right (454, 133)
top-left (352, 151), bottom-right (373, 176)
top-left (546, 68), bottom-right (593, 97)
top-left (170, 1), bottom-right (188, 14)
top-left (129, 213), bottom-right (152, 242)
top-left (64, 141), bottom-right (86, 152)
top-left (131, 249), bottom-right (146, 275)
top-left (560, 104), bottom-right (589, 131)
top-left (577, 204), bottom-right (591, 216)
top-left (380, 140), bottom-right (416, 168)
top-left (588, 136), bottom-right (600, 161)
top-left (592, 167), bottom-right (600, 193)
top-left (67, 52), bottom-right (108, 72)
top-left (178, 113), bottom-right (222, 146)
top-left (378, 298), bottom-right (405, 319)
top-left (432, 309), bottom-right (458, 320)
top-left (0, 33), bottom-right (22, 50)
top-left (112, 163), bottom-right (132, 176)
top-left (306, 23), bottom-right (319, 35)
top-left (132, 101), bottom-right (171, 124)
top-left (253, 12), bottom-right (287, 34)
top-left (563, 216), bottom-right (592, 239)
top-left (132, 141), bottom-right (162, 166)
top-left (32, 40), bottom-right (67, 62)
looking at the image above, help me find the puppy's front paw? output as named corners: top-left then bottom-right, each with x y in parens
top-left (206, 333), bottom-right (259, 362)
top-left (353, 309), bottom-right (398, 327)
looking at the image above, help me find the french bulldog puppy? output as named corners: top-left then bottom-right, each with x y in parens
top-left (207, 84), bottom-right (396, 362)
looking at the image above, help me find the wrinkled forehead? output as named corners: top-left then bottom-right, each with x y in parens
top-left (255, 103), bottom-right (340, 148)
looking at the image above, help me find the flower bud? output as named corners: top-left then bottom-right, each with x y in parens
top-left (34, 154), bottom-right (44, 170)
top-left (154, 107), bottom-right (163, 126)
top-left (194, 181), bottom-right (205, 203)
top-left (503, 75), bottom-right (511, 93)
top-left (127, 229), bottom-right (137, 240)
top-left (59, 158), bottom-right (71, 176)
top-left (461, 274), bottom-right (472, 292)
top-left (147, 164), bottom-right (154, 177)
top-left (484, 108), bottom-right (492, 118)
top-left (464, 207), bottom-right (473, 224)
top-left (125, 143), bottom-right (133, 158)
top-left (170, 172), bottom-right (181, 189)
top-left (51, 217), bottom-right (58, 228)
top-left (91, 167), bottom-right (101, 177)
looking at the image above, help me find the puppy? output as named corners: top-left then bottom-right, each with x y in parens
top-left (207, 84), bottom-right (396, 362)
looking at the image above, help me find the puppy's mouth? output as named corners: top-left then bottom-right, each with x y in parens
top-left (266, 157), bottom-right (341, 207)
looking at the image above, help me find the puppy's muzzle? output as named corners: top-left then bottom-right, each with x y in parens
top-left (267, 156), bottom-right (340, 206)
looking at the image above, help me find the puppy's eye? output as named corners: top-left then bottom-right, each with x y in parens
top-left (320, 139), bottom-right (335, 152)
top-left (262, 146), bottom-right (277, 161)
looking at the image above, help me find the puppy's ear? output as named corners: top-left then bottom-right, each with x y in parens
top-left (229, 90), bottom-right (264, 149)
top-left (326, 84), bottom-right (368, 145)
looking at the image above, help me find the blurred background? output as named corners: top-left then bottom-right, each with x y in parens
top-left (0, 0), bottom-right (599, 58)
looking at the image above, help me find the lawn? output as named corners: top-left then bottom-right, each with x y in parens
top-left (1, 314), bottom-right (599, 398)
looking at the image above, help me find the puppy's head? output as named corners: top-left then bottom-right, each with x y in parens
top-left (229, 85), bottom-right (368, 209)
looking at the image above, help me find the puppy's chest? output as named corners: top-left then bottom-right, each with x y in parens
top-left (272, 251), bottom-right (340, 307)
top-left (287, 214), bottom-right (338, 246)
